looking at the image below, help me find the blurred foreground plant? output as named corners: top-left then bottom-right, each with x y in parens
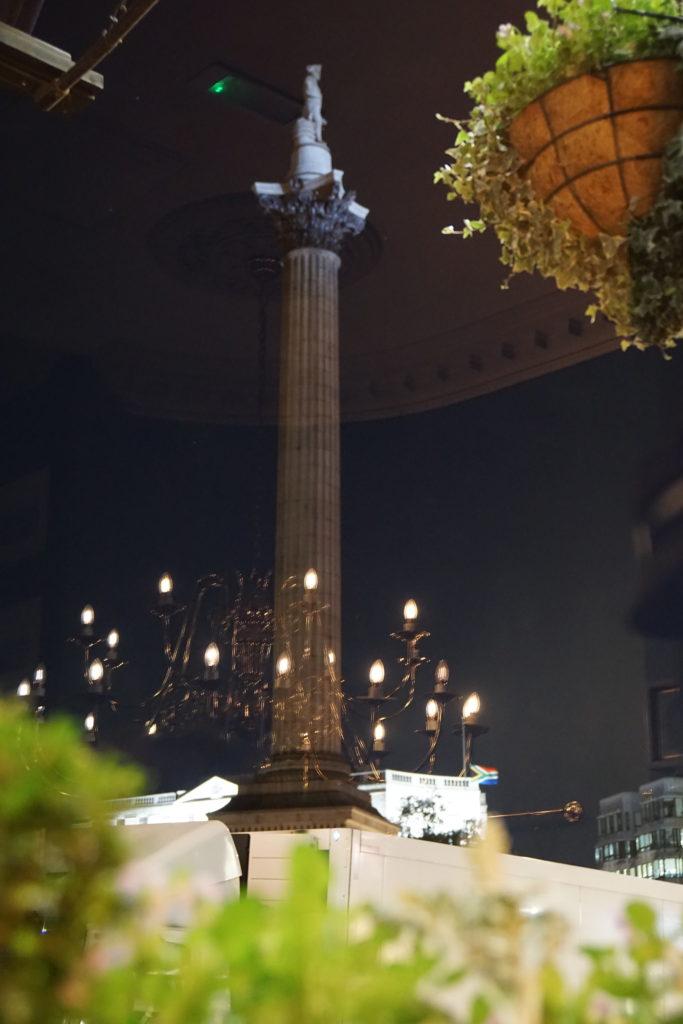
top-left (4, 696), bottom-right (683, 1024)
top-left (0, 699), bottom-right (142, 1024)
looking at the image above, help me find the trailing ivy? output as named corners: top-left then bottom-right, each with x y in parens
top-left (435, 0), bottom-right (683, 353)
top-left (629, 130), bottom-right (683, 351)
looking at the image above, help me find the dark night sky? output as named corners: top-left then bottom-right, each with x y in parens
top-left (345, 343), bottom-right (683, 865)
top-left (3, 338), bottom-right (683, 868)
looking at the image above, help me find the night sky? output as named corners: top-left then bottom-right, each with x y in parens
top-left (3, 339), bottom-right (683, 868)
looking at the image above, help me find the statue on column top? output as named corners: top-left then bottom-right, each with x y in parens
top-left (255, 62), bottom-right (368, 251)
top-left (301, 64), bottom-right (325, 142)
top-left (289, 64), bottom-right (332, 182)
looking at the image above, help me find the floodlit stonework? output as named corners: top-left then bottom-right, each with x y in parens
top-left (217, 68), bottom-right (395, 834)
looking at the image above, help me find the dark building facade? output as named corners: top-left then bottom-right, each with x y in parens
top-left (596, 778), bottom-right (683, 882)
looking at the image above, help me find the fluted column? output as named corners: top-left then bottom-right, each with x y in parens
top-left (213, 70), bottom-right (398, 834)
top-left (255, 176), bottom-right (367, 780)
top-left (272, 246), bottom-right (342, 763)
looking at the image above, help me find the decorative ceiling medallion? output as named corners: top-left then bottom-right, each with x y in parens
top-left (149, 192), bottom-right (382, 296)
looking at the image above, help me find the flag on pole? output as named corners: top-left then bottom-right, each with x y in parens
top-left (470, 764), bottom-right (499, 785)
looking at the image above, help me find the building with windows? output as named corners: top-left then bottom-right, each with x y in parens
top-left (596, 778), bottom-right (683, 882)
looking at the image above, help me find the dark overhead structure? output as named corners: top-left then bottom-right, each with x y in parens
top-left (0, 0), bottom-right (621, 427)
top-left (0, 18), bottom-right (102, 113)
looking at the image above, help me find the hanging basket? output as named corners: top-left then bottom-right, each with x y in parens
top-left (509, 58), bottom-right (683, 237)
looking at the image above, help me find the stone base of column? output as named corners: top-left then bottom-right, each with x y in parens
top-left (213, 758), bottom-right (398, 835)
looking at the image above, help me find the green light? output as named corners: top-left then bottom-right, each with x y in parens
top-left (202, 69), bottom-right (300, 124)
top-left (209, 75), bottom-right (233, 95)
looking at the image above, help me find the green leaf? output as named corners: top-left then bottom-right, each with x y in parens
top-left (471, 992), bottom-right (491, 1024)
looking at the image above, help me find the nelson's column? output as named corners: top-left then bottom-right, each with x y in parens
top-left (218, 67), bottom-right (395, 834)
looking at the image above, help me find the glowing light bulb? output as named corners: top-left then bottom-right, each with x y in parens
top-left (373, 719), bottom-right (386, 752)
top-left (303, 568), bottom-right (318, 591)
top-left (327, 649), bottom-right (336, 665)
top-left (403, 599), bottom-right (418, 622)
top-left (107, 630), bottom-right (119, 650)
top-left (204, 642), bottom-right (220, 668)
top-left (32, 663), bottom-right (46, 697)
top-left (462, 692), bottom-right (481, 720)
top-left (426, 698), bottom-right (439, 719)
top-left (88, 659), bottom-right (104, 684)
top-left (147, 722), bottom-right (157, 736)
top-left (369, 659), bottom-right (385, 685)
top-left (435, 659), bottom-right (449, 686)
top-left (84, 713), bottom-right (96, 732)
top-left (81, 604), bottom-right (95, 626)
top-left (159, 574), bottom-right (173, 594)
top-left (276, 653), bottom-right (291, 676)
top-left (17, 679), bottom-right (31, 697)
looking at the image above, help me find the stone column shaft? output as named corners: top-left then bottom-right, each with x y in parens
top-left (254, 105), bottom-right (368, 785)
top-left (272, 246), bottom-right (342, 761)
top-left (215, 73), bottom-right (398, 833)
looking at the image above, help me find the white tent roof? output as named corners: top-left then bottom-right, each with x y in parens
top-left (118, 820), bottom-right (241, 925)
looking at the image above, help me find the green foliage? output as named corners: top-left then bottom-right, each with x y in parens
top-left (436, 0), bottom-right (683, 353)
top-left (7, 697), bottom-right (683, 1024)
top-left (466, 0), bottom-right (680, 124)
top-left (630, 131), bottom-right (683, 351)
top-left (81, 843), bottom-right (451, 1024)
top-left (0, 699), bottom-right (143, 1024)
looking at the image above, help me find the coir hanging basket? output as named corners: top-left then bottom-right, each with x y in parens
top-left (509, 58), bottom-right (683, 237)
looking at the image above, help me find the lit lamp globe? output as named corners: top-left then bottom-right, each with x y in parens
top-left (368, 658), bottom-right (385, 699)
top-left (434, 658), bottom-right (449, 693)
top-left (403, 599), bottom-right (418, 630)
top-left (303, 568), bottom-right (318, 591)
top-left (33, 663), bottom-right (46, 696)
top-left (84, 712), bottom-right (96, 741)
top-left (462, 691), bottom-right (481, 721)
top-left (373, 720), bottom-right (386, 753)
top-left (106, 629), bottom-right (119, 661)
top-left (276, 652), bottom-right (291, 677)
top-left (204, 642), bottom-right (220, 681)
top-left (425, 697), bottom-right (439, 733)
top-left (460, 691), bottom-right (482, 778)
top-left (80, 603), bottom-right (95, 638)
top-left (158, 573), bottom-right (174, 608)
top-left (88, 658), bottom-right (105, 692)
top-left (16, 678), bottom-right (31, 698)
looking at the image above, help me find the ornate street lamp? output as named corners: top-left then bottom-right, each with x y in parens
top-left (353, 599), bottom-right (486, 776)
top-left (16, 663), bottom-right (47, 721)
top-left (145, 570), bottom-right (273, 750)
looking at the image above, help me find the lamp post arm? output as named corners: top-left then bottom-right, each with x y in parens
top-left (488, 801), bottom-right (583, 824)
top-left (381, 667), bottom-right (418, 720)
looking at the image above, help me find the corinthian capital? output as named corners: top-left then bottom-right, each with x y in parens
top-left (258, 183), bottom-right (367, 255)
